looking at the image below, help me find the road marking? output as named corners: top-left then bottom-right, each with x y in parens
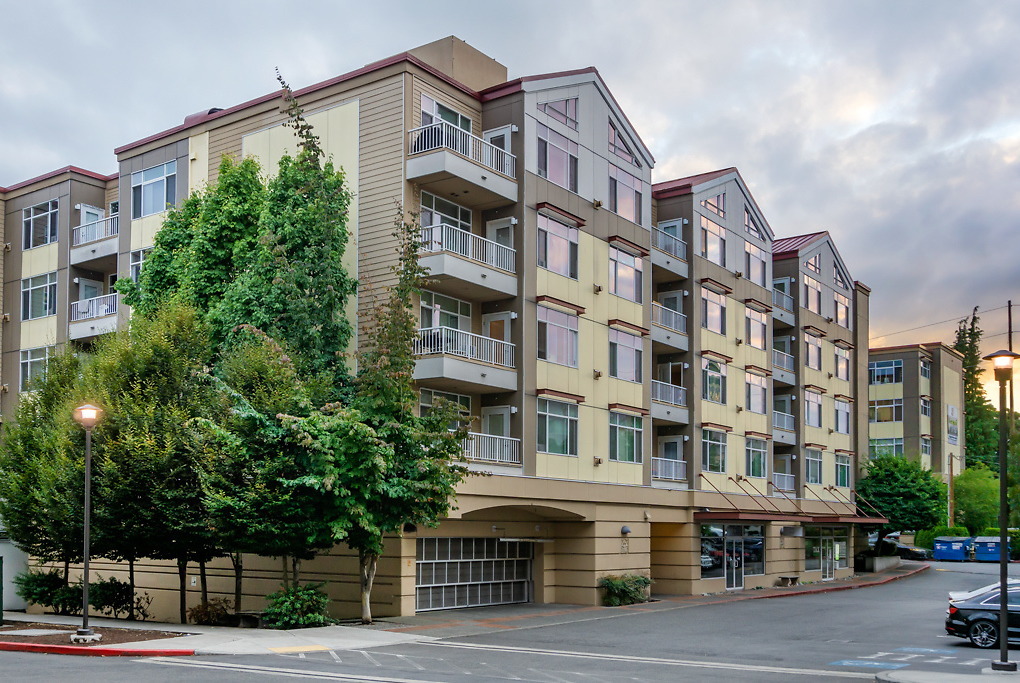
top-left (271, 645), bottom-right (329, 653)
top-left (144, 658), bottom-right (429, 681)
top-left (421, 641), bottom-right (872, 678)
top-left (894, 648), bottom-right (955, 654)
top-left (394, 654), bottom-right (425, 671)
top-left (329, 650), bottom-right (343, 663)
top-left (829, 660), bottom-right (909, 670)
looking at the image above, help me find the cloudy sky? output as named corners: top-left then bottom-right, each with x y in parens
top-left (3, 0), bottom-right (1018, 391)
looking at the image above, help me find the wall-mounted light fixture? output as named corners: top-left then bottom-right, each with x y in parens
top-left (620, 526), bottom-right (632, 536)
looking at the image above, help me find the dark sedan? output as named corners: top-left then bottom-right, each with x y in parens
top-left (896, 543), bottom-right (932, 560)
top-left (946, 585), bottom-right (1020, 648)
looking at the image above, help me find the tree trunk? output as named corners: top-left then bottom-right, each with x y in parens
top-left (128, 558), bottom-right (136, 620)
top-left (199, 560), bottom-right (208, 604)
top-left (231, 552), bottom-right (243, 612)
top-left (281, 555), bottom-right (290, 590)
top-left (63, 559), bottom-right (69, 583)
top-left (359, 551), bottom-right (378, 625)
top-left (292, 557), bottom-right (301, 587)
top-left (177, 559), bottom-right (188, 624)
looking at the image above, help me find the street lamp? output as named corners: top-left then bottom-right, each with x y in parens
top-left (72, 403), bottom-right (102, 644)
top-left (983, 350), bottom-right (1020, 671)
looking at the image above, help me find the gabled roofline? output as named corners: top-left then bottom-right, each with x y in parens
top-left (653, 167), bottom-right (774, 240)
top-left (772, 231), bottom-right (828, 260)
top-left (1, 165), bottom-right (116, 194)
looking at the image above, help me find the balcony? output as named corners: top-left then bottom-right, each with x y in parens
top-left (413, 326), bottom-right (517, 393)
top-left (773, 349), bottom-right (796, 386)
top-left (463, 433), bottom-right (521, 466)
top-left (652, 457), bottom-right (687, 482)
top-left (772, 472), bottom-right (796, 493)
top-left (68, 293), bottom-right (119, 340)
top-left (407, 122), bottom-right (517, 209)
top-left (70, 215), bottom-right (119, 267)
top-left (651, 380), bottom-right (689, 424)
top-left (773, 410), bottom-right (797, 446)
top-left (772, 289), bottom-right (795, 327)
top-left (418, 223), bottom-right (517, 301)
top-left (650, 303), bottom-right (688, 352)
top-left (650, 228), bottom-right (688, 281)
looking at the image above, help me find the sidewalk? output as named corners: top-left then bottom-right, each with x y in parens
top-left (1, 563), bottom-right (929, 656)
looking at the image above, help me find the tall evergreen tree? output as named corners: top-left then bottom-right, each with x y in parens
top-left (954, 307), bottom-right (998, 468)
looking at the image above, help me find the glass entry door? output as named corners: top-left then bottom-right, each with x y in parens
top-left (725, 538), bottom-right (744, 590)
top-left (820, 538), bottom-right (835, 580)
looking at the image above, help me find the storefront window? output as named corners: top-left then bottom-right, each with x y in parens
top-left (700, 524), bottom-right (765, 579)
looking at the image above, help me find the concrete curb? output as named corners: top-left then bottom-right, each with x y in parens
top-left (0, 641), bottom-right (195, 657)
top-left (744, 564), bottom-right (932, 601)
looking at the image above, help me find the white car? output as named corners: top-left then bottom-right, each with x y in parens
top-left (949, 579), bottom-right (1020, 602)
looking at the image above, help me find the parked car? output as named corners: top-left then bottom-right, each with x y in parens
top-left (949, 579), bottom-right (1020, 602)
top-left (945, 585), bottom-right (1020, 648)
top-left (896, 543), bottom-right (933, 560)
top-left (700, 554), bottom-right (714, 569)
top-left (868, 531), bottom-right (901, 545)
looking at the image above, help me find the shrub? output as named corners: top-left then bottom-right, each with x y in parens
top-left (89, 576), bottom-right (136, 618)
top-left (915, 527), bottom-right (968, 549)
top-left (188, 597), bottom-right (234, 626)
top-left (263, 583), bottom-right (334, 629)
top-left (52, 583), bottom-right (83, 615)
top-left (981, 528), bottom-right (1020, 560)
top-left (13, 570), bottom-right (66, 608)
top-left (598, 574), bottom-right (652, 606)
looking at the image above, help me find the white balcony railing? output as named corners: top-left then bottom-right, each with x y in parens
top-left (773, 472), bottom-right (796, 492)
top-left (651, 380), bottom-right (687, 407)
top-left (408, 121), bottom-right (517, 179)
top-left (652, 457), bottom-right (687, 481)
top-left (414, 326), bottom-right (515, 369)
top-left (773, 289), bottom-right (794, 312)
top-left (652, 228), bottom-right (687, 260)
top-left (773, 410), bottom-right (795, 431)
top-left (651, 303), bottom-right (687, 334)
top-left (72, 215), bottom-right (119, 246)
top-left (463, 433), bottom-right (521, 465)
top-left (421, 223), bottom-right (516, 273)
top-left (70, 293), bottom-right (118, 322)
top-left (773, 349), bottom-right (795, 371)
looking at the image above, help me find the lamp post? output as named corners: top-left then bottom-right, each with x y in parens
top-left (72, 403), bottom-right (102, 643)
top-left (983, 350), bottom-right (1019, 671)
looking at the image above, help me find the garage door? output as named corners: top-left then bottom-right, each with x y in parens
top-left (416, 538), bottom-right (532, 611)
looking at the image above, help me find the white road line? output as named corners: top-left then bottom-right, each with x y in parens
top-left (394, 654), bottom-right (425, 671)
top-left (421, 641), bottom-right (872, 679)
top-left (359, 650), bottom-right (382, 667)
top-left (143, 658), bottom-right (427, 682)
top-left (330, 650), bottom-right (343, 663)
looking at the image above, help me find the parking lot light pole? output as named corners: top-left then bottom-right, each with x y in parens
top-left (984, 350), bottom-right (1019, 671)
top-left (72, 403), bottom-right (102, 642)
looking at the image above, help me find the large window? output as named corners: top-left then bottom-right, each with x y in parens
top-left (608, 121), bottom-right (638, 166)
top-left (130, 248), bottom-right (152, 282)
top-left (537, 398), bottom-right (578, 456)
top-left (805, 253), bottom-right (821, 274)
top-left (22, 200), bottom-right (59, 249)
top-left (745, 241), bottom-right (767, 286)
top-left (745, 372), bottom-right (767, 414)
top-left (834, 346), bottom-right (851, 380)
top-left (538, 306), bottom-right (579, 367)
top-left (420, 388), bottom-right (471, 429)
top-left (131, 160), bottom-right (176, 218)
top-left (538, 98), bottom-right (578, 129)
top-left (921, 397), bottom-right (932, 417)
top-left (609, 412), bottom-right (643, 463)
top-left (421, 191), bottom-right (471, 231)
top-left (701, 525), bottom-right (764, 580)
top-left (835, 399), bottom-right (851, 434)
top-left (803, 275), bottom-right (822, 314)
top-left (702, 429), bottom-right (727, 473)
top-left (537, 213), bottom-right (578, 279)
top-left (834, 292), bottom-right (850, 328)
top-left (700, 216), bottom-right (726, 266)
top-left (805, 526), bottom-right (849, 570)
top-left (421, 94), bottom-right (471, 131)
top-left (21, 272), bottom-right (57, 321)
top-left (746, 438), bottom-right (767, 478)
top-left (869, 359), bottom-right (903, 384)
top-left (921, 359), bottom-right (932, 379)
top-left (609, 328), bottom-right (642, 382)
top-left (420, 291), bottom-right (471, 330)
top-left (609, 165), bottom-right (642, 224)
top-left (805, 390), bottom-right (822, 428)
top-left (869, 399), bottom-right (903, 423)
top-left (805, 333), bottom-right (822, 370)
top-left (805, 449), bottom-right (823, 485)
top-left (537, 124), bottom-right (578, 192)
top-left (702, 358), bottom-right (727, 404)
top-left (20, 346), bottom-right (54, 392)
top-left (834, 264), bottom-right (849, 290)
top-left (746, 307), bottom-right (767, 349)
top-left (701, 287), bottom-right (726, 335)
top-left (609, 246), bottom-right (642, 302)
top-left (702, 193), bottom-right (725, 218)
top-left (744, 209), bottom-right (763, 239)
top-left (835, 455), bottom-right (852, 488)
top-left (870, 438), bottom-right (904, 457)
top-left (922, 437), bottom-right (933, 457)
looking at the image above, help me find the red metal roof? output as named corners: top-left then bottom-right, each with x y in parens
top-left (1, 165), bottom-right (116, 194)
top-left (652, 167), bottom-right (738, 199)
top-left (772, 232), bottom-right (828, 260)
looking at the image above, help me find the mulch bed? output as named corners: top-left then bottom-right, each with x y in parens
top-left (0, 620), bottom-right (186, 647)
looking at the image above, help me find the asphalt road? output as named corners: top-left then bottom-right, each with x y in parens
top-left (4, 561), bottom-right (1018, 682)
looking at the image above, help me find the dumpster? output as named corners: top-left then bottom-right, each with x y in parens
top-left (973, 536), bottom-right (1009, 562)
top-left (933, 536), bottom-right (973, 561)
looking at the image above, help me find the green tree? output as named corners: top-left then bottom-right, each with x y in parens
top-left (954, 308), bottom-right (998, 468)
top-left (857, 454), bottom-right (948, 545)
top-left (953, 464), bottom-right (999, 534)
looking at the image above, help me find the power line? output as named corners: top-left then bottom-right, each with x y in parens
top-left (869, 304), bottom-right (1012, 342)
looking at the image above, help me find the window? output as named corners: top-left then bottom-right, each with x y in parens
top-left (537, 124), bottom-right (578, 192)
top-left (701, 192), bottom-right (725, 218)
top-left (835, 455), bottom-right (852, 488)
top-left (700, 216), bottom-right (726, 266)
top-left (835, 399), bottom-right (851, 434)
top-left (537, 398), bottom-right (578, 456)
top-left (22, 200), bottom-right (59, 249)
top-left (701, 524), bottom-right (765, 579)
top-left (609, 246), bottom-right (642, 302)
top-left (834, 292), bottom-right (850, 328)
top-left (746, 438), bottom-right (767, 478)
top-left (421, 94), bottom-right (471, 131)
top-left (420, 291), bottom-right (470, 330)
top-left (21, 272), bottom-right (57, 321)
top-left (538, 306), bottom-right (578, 367)
top-left (922, 437), bottom-right (933, 457)
top-left (869, 399), bottom-right (903, 423)
top-left (702, 358), bottom-right (727, 403)
top-left (130, 248), bottom-right (152, 282)
top-left (921, 397), bottom-right (932, 417)
top-left (921, 359), bottom-right (932, 379)
top-left (834, 346), bottom-right (851, 380)
top-left (701, 287), bottom-right (726, 335)
top-left (20, 346), bottom-right (54, 392)
top-left (805, 449), bottom-right (822, 484)
top-left (538, 98), bottom-right (578, 130)
top-left (805, 253), bottom-right (821, 273)
top-left (805, 526), bottom-right (849, 570)
top-left (805, 390), bottom-right (822, 427)
top-left (608, 121), bottom-right (638, 166)
top-left (803, 275), bottom-right (822, 314)
top-left (869, 359), bottom-right (903, 384)
top-left (745, 241), bottom-right (767, 286)
top-left (420, 388), bottom-right (471, 429)
top-left (609, 328), bottom-right (642, 382)
top-left (870, 438), bottom-right (904, 457)
top-left (744, 209), bottom-right (763, 240)
top-left (610, 412), bottom-right (643, 463)
top-left (537, 213), bottom-right (578, 279)
top-left (421, 191), bottom-right (471, 231)
top-left (745, 307), bottom-right (767, 349)
top-left (702, 429), bottom-right (727, 473)
top-left (805, 334), bottom-right (822, 370)
top-left (745, 372), bottom-right (767, 414)
top-left (834, 264), bottom-right (849, 290)
top-left (131, 160), bottom-right (177, 218)
top-left (609, 165), bottom-right (642, 224)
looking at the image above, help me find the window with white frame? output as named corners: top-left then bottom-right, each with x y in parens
top-left (538, 98), bottom-right (578, 130)
top-left (746, 307), bottom-right (767, 349)
top-left (805, 333), bottom-right (822, 370)
top-left (869, 359), bottom-right (903, 384)
top-left (700, 216), bottom-right (726, 266)
top-left (608, 121), bottom-right (638, 166)
top-left (744, 209), bottom-right (764, 240)
top-left (609, 165), bottom-right (642, 224)
top-left (537, 213), bottom-right (578, 279)
top-left (701, 192), bottom-right (725, 218)
top-left (610, 412), bottom-right (643, 463)
top-left (834, 264), bottom-right (849, 290)
top-left (805, 253), bottom-right (821, 274)
top-left (835, 399), bottom-right (851, 434)
top-left (745, 372), bottom-right (767, 414)
top-left (746, 438), bottom-right (767, 478)
top-left (420, 388), bottom-right (471, 429)
top-left (921, 397), bottom-right (932, 417)
top-left (22, 200), bottom-right (59, 249)
top-left (702, 429), bottom-right (727, 473)
top-left (537, 123), bottom-right (578, 192)
top-left (921, 437), bottom-right (933, 457)
top-left (834, 292), bottom-right (850, 328)
top-left (869, 398), bottom-right (903, 423)
top-left (20, 346), bottom-right (54, 392)
top-left (805, 449), bottom-right (823, 484)
top-left (870, 438), bottom-right (904, 457)
top-left (537, 398), bottom-right (578, 456)
top-left (420, 291), bottom-right (471, 330)
top-left (701, 287), bottom-right (726, 335)
top-left (609, 246), bottom-right (642, 302)
top-left (609, 328), bottom-right (642, 382)
top-left (21, 272), bottom-right (57, 321)
top-left (805, 390), bottom-right (822, 427)
top-left (921, 359), bottom-right (932, 379)
top-left (130, 248), bottom-right (152, 282)
top-left (131, 160), bottom-right (177, 218)
top-left (421, 94), bottom-right (471, 131)
top-left (702, 357), bottom-right (727, 403)
top-left (421, 191), bottom-right (471, 231)
top-left (835, 455), bottom-right (852, 488)
top-left (803, 275), bottom-right (822, 314)
top-left (538, 306), bottom-right (579, 367)
top-left (834, 346), bottom-right (851, 380)
top-left (745, 241), bottom-right (767, 286)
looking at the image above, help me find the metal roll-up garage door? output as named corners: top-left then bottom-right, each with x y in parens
top-left (416, 538), bottom-right (532, 611)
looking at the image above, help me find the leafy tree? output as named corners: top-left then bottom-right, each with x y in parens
top-left (954, 308), bottom-right (999, 468)
top-left (857, 454), bottom-right (948, 546)
top-left (953, 464), bottom-right (999, 534)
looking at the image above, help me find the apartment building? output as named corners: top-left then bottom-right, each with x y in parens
top-left (1, 37), bottom-right (884, 620)
top-left (867, 343), bottom-right (965, 480)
